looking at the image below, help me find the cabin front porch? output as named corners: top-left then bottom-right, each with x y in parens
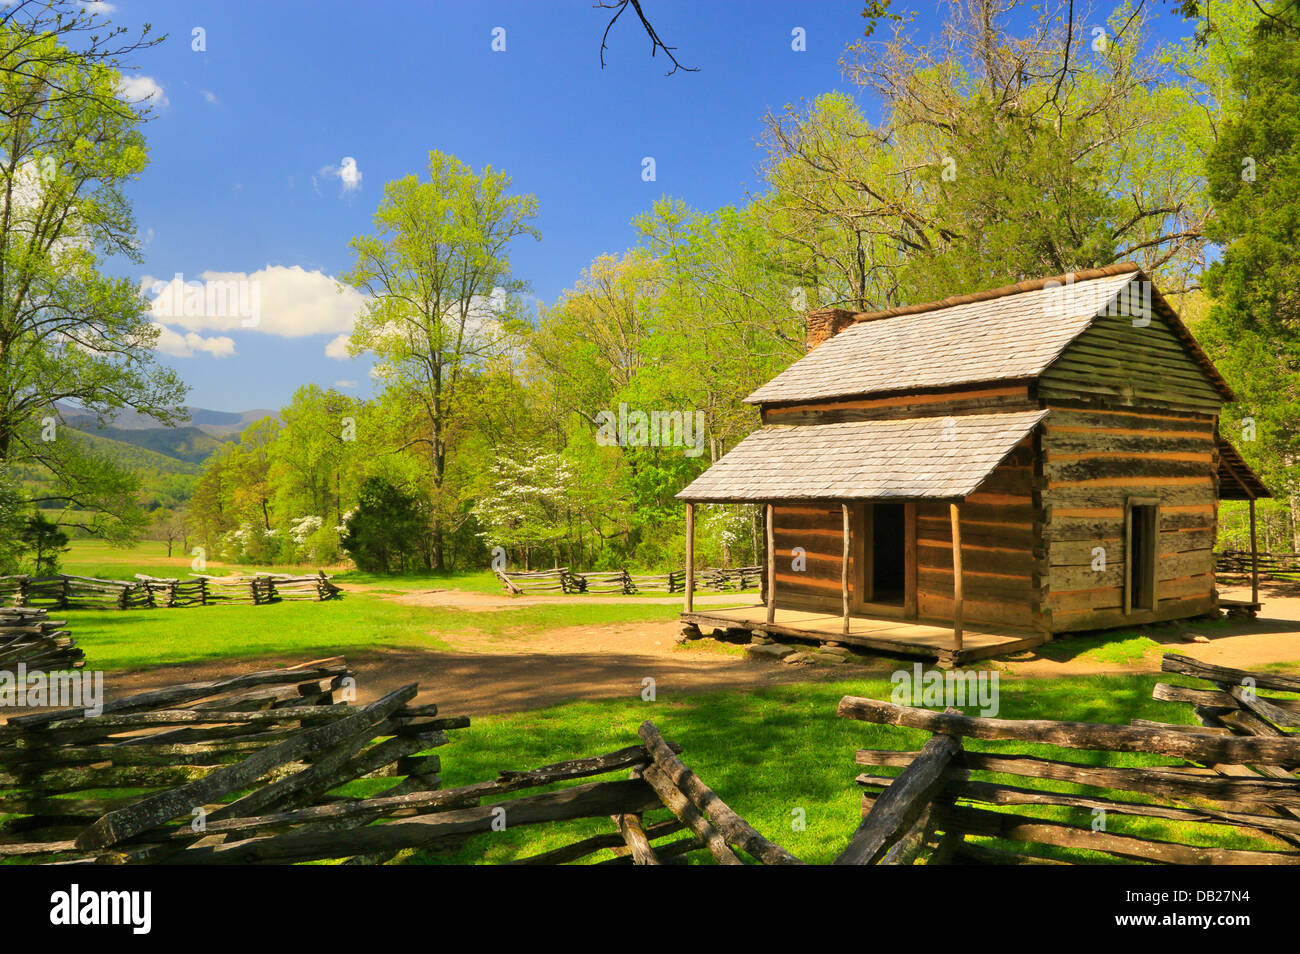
top-left (675, 410), bottom-right (1054, 667)
top-left (681, 603), bottom-right (1045, 668)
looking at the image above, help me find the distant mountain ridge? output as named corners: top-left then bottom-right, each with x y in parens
top-left (56, 403), bottom-right (273, 437)
top-left (54, 403), bottom-right (273, 468)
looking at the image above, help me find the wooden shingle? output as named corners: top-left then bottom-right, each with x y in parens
top-left (676, 410), bottom-right (1048, 502)
top-left (749, 269), bottom-right (1155, 405)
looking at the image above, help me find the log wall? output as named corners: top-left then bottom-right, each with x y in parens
top-left (1040, 404), bottom-right (1219, 632)
top-left (1038, 311), bottom-right (1223, 415)
top-left (915, 438), bottom-right (1044, 630)
top-left (768, 440), bottom-right (1045, 629)
top-left (771, 503), bottom-right (848, 611)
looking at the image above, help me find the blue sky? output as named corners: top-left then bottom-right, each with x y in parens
top-left (104, 0), bottom-right (1196, 411)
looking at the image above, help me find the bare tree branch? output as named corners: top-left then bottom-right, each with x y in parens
top-left (596, 1), bottom-right (698, 75)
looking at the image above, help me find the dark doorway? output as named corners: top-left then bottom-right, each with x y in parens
top-left (1128, 503), bottom-right (1158, 611)
top-left (872, 503), bottom-right (906, 604)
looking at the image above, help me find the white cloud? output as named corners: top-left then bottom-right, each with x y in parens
top-left (144, 265), bottom-right (367, 338)
top-left (325, 334), bottom-right (352, 359)
top-left (152, 323), bottom-right (236, 359)
top-left (320, 156), bottom-right (362, 193)
top-left (333, 380), bottom-right (358, 389)
top-left (201, 89), bottom-right (218, 105)
top-left (117, 75), bottom-right (168, 109)
top-left (80, 1), bottom-right (116, 13)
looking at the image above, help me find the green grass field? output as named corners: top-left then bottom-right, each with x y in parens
top-left (57, 538), bottom-right (336, 580)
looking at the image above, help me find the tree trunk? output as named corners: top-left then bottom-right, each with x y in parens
top-left (1290, 494), bottom-right (1300, 553)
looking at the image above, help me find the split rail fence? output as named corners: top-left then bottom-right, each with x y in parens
top-left (496, 564), bottom-right (760, 596)
top-left (0, 658), bottom-right (800, 865)
top-left (0, 571), bottom-right (339, 610)
top-left (0, 607), bottom-right (83, 672)
top-left (1215, 549), bottom-right (1300, 581)
top-left (836, 661), bottom-right (1300, 865)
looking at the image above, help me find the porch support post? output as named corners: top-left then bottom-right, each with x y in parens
top-left (841, 503), bottom-right (851, 635)
top-left (950, 501), bottom-right (964, 652)
top-left (1249, 496), bottom-right (1259, 605)
top-left (684, 502), bottom-right (695, 613)
top-left (765, 503), bottom-right (776, 625)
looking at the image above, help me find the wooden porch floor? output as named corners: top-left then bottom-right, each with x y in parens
top-left (682, 604), bottom-right (1047, 667)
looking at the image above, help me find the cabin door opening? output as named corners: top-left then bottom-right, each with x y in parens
top-left (869, 503), bottom-right (906, 606)
top-left (1126, 501), bottom-right (1159, 612)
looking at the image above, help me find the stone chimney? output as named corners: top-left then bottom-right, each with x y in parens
top-left (804, 308), bottom-right (857, 353)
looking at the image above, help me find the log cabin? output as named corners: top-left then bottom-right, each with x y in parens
top-left (677, 263), bottom-right (1270, 666)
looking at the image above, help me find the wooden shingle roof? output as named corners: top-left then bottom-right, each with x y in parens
top-left (746, 264), bottom-right (1233, 405)
top-left (1217, 436), bottom-right (1272, 500)
top-left (676, 410), bottom-right (1048, 502)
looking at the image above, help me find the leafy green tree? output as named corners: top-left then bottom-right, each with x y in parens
top-left (270, 384), bottom-right (359, 532)
top-left (188, 442), bottom-right (236, 553)
top-left (229, 417), bottom-right (280, 532)
top-left (19, 512), bottom-right (68, 575)
top-left (341, 477), bottom-right (428, 573)
top-left (762, 0), bottom-right (1229, 304)
top-left (0, 3), bottom-right (186, 542)
top-left (1200, 0), bottom-right (1300, 544)
top-left (0, 463), bottom-right (25, 572)
top-left (343, 151), bottom-right (539, 569)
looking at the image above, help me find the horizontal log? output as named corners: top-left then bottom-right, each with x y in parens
top-left (838, 695), bottom-right (1300, 765)
top-left (936, 802), bottom-right (1298, 865)
top-left (856, 772), bottom-right (1300, 840)
top-left (1163, 653), bottom-right (1300, 695)
top-left (154, 779), bottom-right (664, 864)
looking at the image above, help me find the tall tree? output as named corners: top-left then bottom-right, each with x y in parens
top-left (343, 151), bottom-right (538, 569)
top-left (0, 1), bottom-right (186, 541)
top-left (1200, 0), bottom-right (1300, 542)
top-left (761, 0), bottom-right (1224, 306)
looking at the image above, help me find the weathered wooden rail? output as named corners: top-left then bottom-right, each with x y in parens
top-left (495, 564), bottom-right (759, 596)
top-left (0, 607), bottom-right (83, 671)
top-left (1, 660), bottom-right (798, 865)
top-left (0, 571), bottom-right (340, 610)
top-left (1215, 549), bottom-right (1300, 580)
top-left (837, 685), bottom-right (1300, 865)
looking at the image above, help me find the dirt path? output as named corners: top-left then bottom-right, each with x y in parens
top-left (95, 640), bottom-right (852, 717)
top-left (1001, 581), bottom-right (1300, 678)
top-left (38, 581), bottom-right (1300, 719)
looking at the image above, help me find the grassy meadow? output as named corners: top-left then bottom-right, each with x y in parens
top-left (60, 591), bottom-right (686, 672)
